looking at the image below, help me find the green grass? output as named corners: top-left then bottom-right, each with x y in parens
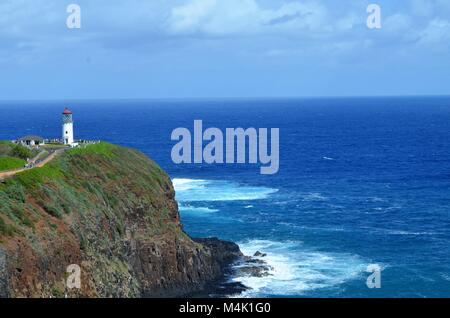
top-left (67, 142), bottom-right (116, 158)
top-left (0, 156), bottom-right (26, 172)
top-left (1, 141), bottom-right (172, 238)
top-left (12, 161), bottom-right (63, 189)
top-left (2, 143), bottom-right (114, 189)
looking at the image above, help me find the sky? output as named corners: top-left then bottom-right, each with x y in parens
top-left (0, 0), bottom-right (450, 100)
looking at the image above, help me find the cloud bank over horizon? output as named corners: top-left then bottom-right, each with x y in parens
top-left (0, 0), bottom-right (449, 100)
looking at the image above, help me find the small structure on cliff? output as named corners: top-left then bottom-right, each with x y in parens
top-left (18, 135), bottom-right (45, 147)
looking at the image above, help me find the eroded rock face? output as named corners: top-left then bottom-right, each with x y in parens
top-left (131, 237), bottom-right (225, 297)
top-left (0, 248), bottom-right (9, 298)
top-left (0, 143), bottom-right (242, 298)
top-left (193, 238), bottom-right (243, 267)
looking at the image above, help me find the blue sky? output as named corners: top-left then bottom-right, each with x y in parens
top-left (0, 0), bottom-right (450, 100)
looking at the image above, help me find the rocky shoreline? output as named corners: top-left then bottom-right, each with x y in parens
top-left (189, 238), bottom-right (273, 298)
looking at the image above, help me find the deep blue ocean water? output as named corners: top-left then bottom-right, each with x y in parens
top-left (1, 97), bottom-right (450, 297)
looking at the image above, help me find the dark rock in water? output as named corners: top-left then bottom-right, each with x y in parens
top-left (246, 258), bottom-right (266, 265)
top-left (183, 238), bottom-right (246, 297)
top-left (232, 251), bottom-right (273, 280)
top-left (215, 281), bottom-right (248, 295)
top-left (193, 238), bottom-right (243, 267)
top-left (187, 280), bottom-right (249, 298)
top-left (254, 251), bottom-right (267, 257)
top-left (236, 265), bottom-right (273, 278)
top-left (186, 241), bottom-right (276, 297)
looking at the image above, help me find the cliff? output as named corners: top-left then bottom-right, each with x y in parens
top-left (0, 142), bottom-right (242, 297)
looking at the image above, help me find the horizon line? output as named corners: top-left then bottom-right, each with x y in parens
top-left (0, 94), bottom-right (450, 103)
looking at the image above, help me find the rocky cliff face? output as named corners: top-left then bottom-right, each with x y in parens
top-left (0, 142), bottom-right (241, 297)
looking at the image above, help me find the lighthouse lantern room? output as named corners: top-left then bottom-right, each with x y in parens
top-left (62, 108), bottom-right (74, 145)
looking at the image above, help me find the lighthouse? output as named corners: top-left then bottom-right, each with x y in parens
top-left (62, 108), bottom-right (74, 145)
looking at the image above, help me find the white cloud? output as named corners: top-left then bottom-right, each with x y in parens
top-left (384, 14), bottom-right (413, 32)
top-left (335, 14), bottom-right (361, 31)
top-left (417, 18), bottom-right (450, 45)
top-left (168, 0), bottom-right (328, 35)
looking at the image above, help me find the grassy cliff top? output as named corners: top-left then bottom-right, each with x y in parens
top-left (0, 157), bottom-right (26, 172)
top-left (0, 142), bottom-right (171, 238)
top-left (0, 141), bottom-right (35, 172)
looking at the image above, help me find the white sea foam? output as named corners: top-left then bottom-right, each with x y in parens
top-left (173, 178), bottom-right (278, 202)
top-left (440, 273), bottom-right (450, 281)
top-left (172, 178), bottom-right (207, 191)
top-left (179, 204), bottom-right (219, 214)
top-left (233, 240), bottom-right (366, 297)
top-left (301, 192), bottom-right (328, 201)
top-left (386, 230), bottom-right (436, 236)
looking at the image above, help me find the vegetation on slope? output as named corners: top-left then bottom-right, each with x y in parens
top-left (0, 142), bottom-right (168, 235)
top-left (0, 157), bottom-right (26, 172)
top-left (0, 141), bottom-right (213, 298)
top-left (0, 141), bottom-right (42, 172)
top-left (0, 141), bottom-right (36, 160)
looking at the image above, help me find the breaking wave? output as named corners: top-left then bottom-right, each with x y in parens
top-left (232, 240), bottom-right (367, 297)
top-left (173, 178), bottom-right (278, 202)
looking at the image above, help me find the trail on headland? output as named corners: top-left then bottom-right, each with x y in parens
top-left (0, 149), bottom-right (64, 180)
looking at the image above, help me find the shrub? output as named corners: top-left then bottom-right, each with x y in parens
top-left (11, 144), bottom-right (32, 160)
top-left (0, 141), bottom-right (13, 156)
top-left (51, 286), bottom-right (65, 298)
top-left (0, 218), bottom-right (15, 236)
top-left (4, 182), bottom-right (26, 203)
top-left (43, 203), bottom-right (63, 219)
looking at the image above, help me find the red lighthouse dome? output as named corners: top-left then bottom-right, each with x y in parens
top-left (63, 108), bottom-right (73, 115)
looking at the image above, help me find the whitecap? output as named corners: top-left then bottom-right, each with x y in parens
top-left (172, 178), bottom-right (206, 191)
top-left (301, 192), bottom-right (328, 201)
top-left (386, 230), bottom-right (436, 236)
top-left (173, 178), bottom-right (278, 202)
top-left (179, 204), bottom-right (219, 214)
top-left (440, 273), bottom-right (450, 281)
top-left (232, 240), bottom-right (367, 297)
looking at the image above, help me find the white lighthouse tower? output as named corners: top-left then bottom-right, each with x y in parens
top-left (62, 108), bottom-right (74, 145)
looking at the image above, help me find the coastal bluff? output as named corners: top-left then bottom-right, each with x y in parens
top-left (0, 142), bottom-right (242, 297)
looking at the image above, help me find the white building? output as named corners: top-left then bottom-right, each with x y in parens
top-left (18, 135), bottom-right (45, 147)
top-left (62, 108), bottom-right (74, 145)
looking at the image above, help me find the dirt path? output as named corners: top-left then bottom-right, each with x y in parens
top-left (0, 149), bottom-right (65, 181)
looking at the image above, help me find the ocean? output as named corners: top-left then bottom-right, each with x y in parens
top-left (1, 97), bottom-right (450, 297)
